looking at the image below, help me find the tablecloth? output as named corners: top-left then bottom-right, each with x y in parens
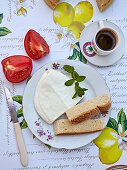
top-left (0, 0), bottom-right (127, 169)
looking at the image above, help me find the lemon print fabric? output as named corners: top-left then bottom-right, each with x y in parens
top-left (74, 1), bottom-right (93, 23)
top-left (53, 2), bottom-right (75, 27)
top-left (93, 127), bottom-right (123, 165)
top-left (94, 127), bottom-right (118, 149)
top-left (99, 145), bottom-right (123, 165)
top-left (68, 21), bottom-right (85, 39)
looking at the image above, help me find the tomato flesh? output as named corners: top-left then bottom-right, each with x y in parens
top-left (1, 55), bottom-right (33, 83)
top-left (24, 29), bottom-right (49, 60)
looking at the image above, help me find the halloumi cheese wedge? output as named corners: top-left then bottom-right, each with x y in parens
top-left (34, 69), bottom-right (84, 124)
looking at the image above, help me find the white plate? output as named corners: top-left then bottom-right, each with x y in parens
top-left (79, 20), bottom-right (125, 67)
top-left (23, 59), bottom-right (110, 149)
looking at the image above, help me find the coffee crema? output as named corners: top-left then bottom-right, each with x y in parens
top-left (96, 29), bottom-right (116, 51)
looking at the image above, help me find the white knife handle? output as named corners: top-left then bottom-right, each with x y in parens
top-left (14, 122), bottom-right (28, 167)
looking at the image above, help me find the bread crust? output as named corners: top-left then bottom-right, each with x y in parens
top-left (44, 0), bottom-right (60, 9)
top-left (55, 130), bottom-right (103, 135)
top-left (66, 94), bottom-right (111, 124)
top-left (69, 107), bottom-right (101, 124)
top-left (96, 0), bottom-right (113, 12)
top-left (54, 119), bottom-right (104, 136)
top-left (98, 101), bottom-right (111, 112)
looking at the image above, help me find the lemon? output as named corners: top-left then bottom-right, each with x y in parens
top-left (68, 21), bottom-right (85, 39)
top-left (99, 144), bottom-right (123, 165)
top-left (53, 2), bottom-right (75, 27)
top-left (74, 1), bottom-right (93, 23)
top-left (93, 127), bottom-right (118, 149)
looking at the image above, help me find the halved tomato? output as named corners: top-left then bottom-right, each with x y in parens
top-left (24, 29), bottom-right (50, 60)
top-left (1, 55), bottom-right (33, 83)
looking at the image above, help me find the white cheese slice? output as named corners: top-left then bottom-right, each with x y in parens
top-left (34, 70), bottom-right (52, 124)
top-left (34, 69), bottom-right (84, 124)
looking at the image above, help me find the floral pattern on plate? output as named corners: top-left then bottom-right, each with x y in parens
top-left (35, 118), bottom-right (53, 141)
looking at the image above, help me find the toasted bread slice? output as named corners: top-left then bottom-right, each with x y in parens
top-left (54, 119), bottom-right (104, 135)
top-left (44, 0), bottom-right (60, 9)
top-left (96, 0), bottom-right (113, 12)
top-left (66, 94), bottom-right (111, 124)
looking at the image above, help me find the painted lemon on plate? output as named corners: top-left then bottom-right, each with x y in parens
top-left (99, 144), bottom-right (123, 165)
top-left (94, 127), bottom-right (118, 149)
top-left (68, 21), bottom-right (85, 39)
top-left (53, 2), bottom-right (75, 27)
top-left (74, 1), bottom-right (93, 23)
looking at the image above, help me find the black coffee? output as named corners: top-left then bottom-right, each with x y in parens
top-left (96, 29), bottom-right (116, 51)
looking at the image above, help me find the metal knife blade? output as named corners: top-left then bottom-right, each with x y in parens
top-left (4, 87), bottom-right (18, 123)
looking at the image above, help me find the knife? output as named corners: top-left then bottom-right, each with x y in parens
top-left (4, 87), bottom-right (28, 167)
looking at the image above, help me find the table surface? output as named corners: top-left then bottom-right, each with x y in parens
top-left (0, 0), bottom-right (127, 169)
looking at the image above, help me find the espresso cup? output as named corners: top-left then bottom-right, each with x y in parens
top-left (92, 21), bottom-right (119, 56)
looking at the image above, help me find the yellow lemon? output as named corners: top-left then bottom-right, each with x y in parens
top-left (99, 144), bottom-right (123, 165)
top-left (68, 21), bottom-right (85, 39)
top-left (53, 2), bottom-right (75, 27)
top-left (93, 127), bottom-right (118, 149)
top-left (74, 1), bottom-right (93, 23)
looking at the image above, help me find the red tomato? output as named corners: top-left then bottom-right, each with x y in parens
top-left (1, 55), bottom-right (33, 83)
top-left (24, 29), bottom-right (49, 60)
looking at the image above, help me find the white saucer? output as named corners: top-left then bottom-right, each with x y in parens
top-left (79, 20), bottom-right (125, 67)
